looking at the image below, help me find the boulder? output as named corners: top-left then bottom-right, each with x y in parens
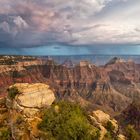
top-left (92, 110), bottom-right (110, 124)
top-left (8, 83), bottom-right (55, 117)
top-left (90, 110), bottom-right (119, 140)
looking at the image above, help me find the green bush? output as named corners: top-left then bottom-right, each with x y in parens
top-left (125, 125), bottom-right (139, 140)
top-left (7, 86), bottom-right (20, 100)
top-left (103, 132), bottom-right (114, 140)
top-left (103, 121), bottom-right (117, 140)
top-left (16, 116), bottom-right (24, 125)
top-left (0, 128), bottom-right (11, 140)
top-left (106, 121), bottom-right (115, 133)
top-left (38, 101), bottom-right (100, 140)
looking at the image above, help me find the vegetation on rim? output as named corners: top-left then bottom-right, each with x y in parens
top-left (38, 101), bottom-right (100, 140)
top-left (7, 86), bottom-right (20, 100)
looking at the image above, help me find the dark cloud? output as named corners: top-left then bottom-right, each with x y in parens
top-left (0, 0), bottom-right (139, 55)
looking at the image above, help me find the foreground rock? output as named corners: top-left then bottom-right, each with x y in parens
top-left (89, 110), bottom-right (126, 140)
top-left (7, 83), bottom-right (55, 117)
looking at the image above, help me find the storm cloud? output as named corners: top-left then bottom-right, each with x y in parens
top-left (0, 0), bottom-right (140, 54)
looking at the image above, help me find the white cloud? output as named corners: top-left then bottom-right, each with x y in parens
top-left (13, 16), bottom-right (28, 29)
top-left (71, 23), bottom-right (140, 44)
top-left (0, 16), bottom-right (29, 37)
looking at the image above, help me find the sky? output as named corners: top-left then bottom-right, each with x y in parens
top-left (0, 0), bottom-right (140, 55)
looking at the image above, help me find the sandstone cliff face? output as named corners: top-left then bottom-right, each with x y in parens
top-left (38, 60), bottom-right (131, 113)
top-left (105, 57), bottom-right (140, 83)
top-left (0, 56), bottom-right (139, 114)
top-left (104, 57), bottom-right (140, 101)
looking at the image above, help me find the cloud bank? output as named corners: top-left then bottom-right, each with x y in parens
top-left (0, 0), bottom-right (140, 52)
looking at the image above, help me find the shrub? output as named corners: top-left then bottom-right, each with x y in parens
top-left (38, 101), bottom-right (100, 140)
top-left (103, 132), bottom-right (114, 140)
top-left (106, 121), bottom-right (115, 133)
top-left (104, 121), bottom-right (117, 140)
top-left (7, 86), bottom-right (20, 100)
top-left (125, 125), bottom-right (139, 140)
top-left (0, 128), bottom-right (11, 140)
top-left (16, 116), bottom-right (24, 125)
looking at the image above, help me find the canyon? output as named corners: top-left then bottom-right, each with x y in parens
top-left (0, 56), bottom-right (140, 114)
top-left (0, 55), bottom-right (140, 139)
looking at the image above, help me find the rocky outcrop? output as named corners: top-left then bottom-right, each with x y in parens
top-left (89, 110), bottom-right (126, 140)
top-left (3, 83), bottom-right (55, 139)
top-left (92, 110), bottom-right (117, 127)
top-left (105, 57), bottom-right (125, 66)
top-left (105, 57), bottom-right (140, 83)
top-left (104, 57), bottom-right (140, 101)
top-left (7, 83), bottom-right (55, 117)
